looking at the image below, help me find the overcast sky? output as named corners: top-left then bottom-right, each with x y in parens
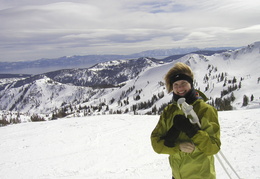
top-left (0, 0), bottom-right (259, 62)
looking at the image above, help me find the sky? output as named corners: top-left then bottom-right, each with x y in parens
top-left (0, 0), bottom-right (260, 62)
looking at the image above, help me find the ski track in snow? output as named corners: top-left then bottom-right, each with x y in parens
top-left (0, 109), bottom-right (259, 179)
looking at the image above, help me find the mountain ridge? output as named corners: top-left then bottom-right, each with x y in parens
top-left (0, 42), bottom-right (259, 124)
top-left (0, 47), bottom-right (239, 74)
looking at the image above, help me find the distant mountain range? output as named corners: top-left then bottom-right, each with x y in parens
top-left (0, 47), bottom-right (239, 75)
top-left (0, 42), bottom-right (259, 125)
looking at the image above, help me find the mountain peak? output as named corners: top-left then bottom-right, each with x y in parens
top-left (0, 42), bottom-right (259, 121)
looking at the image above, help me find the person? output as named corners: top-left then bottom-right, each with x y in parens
top-left (151, 62), bottom-right (221, 179)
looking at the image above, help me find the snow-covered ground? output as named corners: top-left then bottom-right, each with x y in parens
top-left (0, 108), bottom-right (259, 179)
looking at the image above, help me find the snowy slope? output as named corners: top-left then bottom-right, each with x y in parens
top-left (0, 41), bottom-right (259, 120)
top-left (0, 109), bottom-right (259, 179)
top-left (94, 42), bottom-right (260, 115)
top-left (185, 42), bottom-right (260, 109)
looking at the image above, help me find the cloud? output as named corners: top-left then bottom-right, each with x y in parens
top-left (0, 0), bottom-right (259, 61)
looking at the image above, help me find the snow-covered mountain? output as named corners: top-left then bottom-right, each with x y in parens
top-left (0, 42), bottom-right (259, 123)
top-left (0, 42), bottom-right (259, 179)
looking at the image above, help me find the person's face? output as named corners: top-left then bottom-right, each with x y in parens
top-left (172, 80), bottom-right (191, 96)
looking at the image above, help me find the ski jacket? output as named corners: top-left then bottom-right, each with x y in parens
top-left (151, 93), bottom-right (221, 179)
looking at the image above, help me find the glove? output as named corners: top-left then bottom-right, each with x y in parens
top-left (161, 124), bottom-right (180, 147)
top-left (173, 115), bottom-right (200, 138)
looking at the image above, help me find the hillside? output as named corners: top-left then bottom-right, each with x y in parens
top-left (0, 42), bottom-right (259, 123)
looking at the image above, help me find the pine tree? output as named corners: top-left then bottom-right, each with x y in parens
top-left (232, 77), bottom-right (237, 84)
top-left (152, 106), bottom-right (157, 115)
top-left (242, 95), bottom-right (249, 106)
top-left (230, 92), bottom-right (236, 102)
top-left (238, 81), bottom-right (242, 89)
top-left (251, 94), bottom-right (254, 101)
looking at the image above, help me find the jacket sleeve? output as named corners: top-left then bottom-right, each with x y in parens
top-left (150, 106), bottom-right (180, 155)
top-left (191, 103), bottom-right (221, 156)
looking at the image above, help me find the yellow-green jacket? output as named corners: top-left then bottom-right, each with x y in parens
top-left (151, 95), bottom-right (221, 179)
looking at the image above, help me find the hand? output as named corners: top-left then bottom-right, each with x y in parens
top-left (162, 125), bottom-right (180, 147)
top-left (179, 142), bottom-right (195, 153)
top-left (173, 115), bottom-right (200, 138)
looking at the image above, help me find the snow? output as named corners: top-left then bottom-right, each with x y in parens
top-left (0, 42), bottom-right (259, 116)
top-left (91, 42), bottom-right (260, 114)
top-left (1, 109), bottom-right (259, 179)
top-left (0, 42), bottom-right (260, 178)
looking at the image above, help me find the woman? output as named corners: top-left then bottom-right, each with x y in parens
top-left (151, 62), bottom-right (221, 179)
